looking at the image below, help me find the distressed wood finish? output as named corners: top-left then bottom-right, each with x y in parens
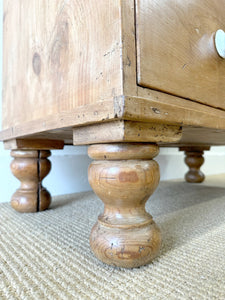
top-left (4, 139), bottom-right (64, 150)
top-left (122, 96), bottom-right (225, 129)
top-left (2, 0), bottom-right (225, 269)
top-left (2, 0), bottom-right (225, 147)
top-left (10, 150), bottom-right (51, 213)
top-left (3, 0), bottom-right (122, 129)
top-left (2, 1), bottom-right (225, 146)
top-left (136, 0), bottom-right (225, 109)
top-left (73, 121), bottom-right (182, 145)
top-left (88, 143), bottom-right (161, 268)
top-left (180, 147), bottom-right (210, 183)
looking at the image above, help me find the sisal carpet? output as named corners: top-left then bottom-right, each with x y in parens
top-left (0, 174), bottom-right (225, 299)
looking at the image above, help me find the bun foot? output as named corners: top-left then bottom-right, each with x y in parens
top-left (90, 219), bottom-right (161, 268)
top-left (10, 150), bottom-right (51, 213)
top-left (180, 147), bottom-right (210, 183)
top-left (88, 143), bottom-right (161, 268)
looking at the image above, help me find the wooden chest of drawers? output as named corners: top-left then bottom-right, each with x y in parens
top-left (1, 0), bottom-right (225, 268)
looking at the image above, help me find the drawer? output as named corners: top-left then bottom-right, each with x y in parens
top-left (136, 0), bottom-right (225, 109)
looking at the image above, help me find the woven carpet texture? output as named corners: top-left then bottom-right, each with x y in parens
top-left (0, 174), bottom-right (225, 299)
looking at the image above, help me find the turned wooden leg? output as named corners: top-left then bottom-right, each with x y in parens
top-left (88, 143), bottom-right (161, 268)
top-left (179, 147), bottom-right (210, 183)
top-left (10, 150), bottom-right (51, 213)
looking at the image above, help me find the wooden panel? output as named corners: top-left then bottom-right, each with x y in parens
top-left (3, 0), bottom-right (122, 129)
top-left (136, 0), bottom-right (225, 109)
top-left (3, 92), bottom-right (225, 143)
top-left (120, 0), bottom-right (137, 96)
top-left (0, 99), bottom-right (121, 141)
top-left (73, 121), bottom-right (182, 145)
top-left (4, 139), bottom-right (64, 150)
top-left (179, 126), bottom-right (225, 146)
top-left (122, 95), bottom-right (225, 130)
top-left (3, 121), bottom-right (225, 147)
top-left (161, 126), bottom-right (225, 147)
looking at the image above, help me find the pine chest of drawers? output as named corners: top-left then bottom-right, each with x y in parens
top-left (1, 0), bottom-right (225, 268)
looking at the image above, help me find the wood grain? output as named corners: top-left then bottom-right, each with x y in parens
top-left (178, 127), bottom-right (225, 146)
top-left (120, 0), bottom-right (137, 96)
top-left (3, 97), bottom-right (225, 146)
top-left (4, 139), bottom-right (64, 150)
top-left (2, 0), bottom-right (225, 149)
top-left (3, 0), bottom-right (122, 129)
top-left (88, 143), bottom-right (161, 268)
top-left (88, 143), bottom-right (159, 160)
top-left (10, 150), bottom-right (51, 213)
top-left (3, 92), bottom-right (225, 145)
top-left (73, 120), bottom-right (182, 145)
top-left (123, 96), bottom-right (225, 129)
top-left (136, 0), bottom-right (225, 109)
top-left (0, 99), bottom-right (121, 141)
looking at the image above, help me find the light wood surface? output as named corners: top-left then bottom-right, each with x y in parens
top-left (88, 143), bottom-right (161, 268)
top-left (178, 127), bottom-right (225, 146)
top-left (2, 0), bottom-right (225, 269)
top-left (120, 0), bottom-right (137, 96)
top-left (0, 0), bottom-right (225, 267)
top-left (123, 95), bottom-right (225, 129)
top-left (88, 143), bottom-right (159, 160)
top-left (4, 139), bottom-right (64, 150)
top-left (2, 0), bottom-right (225, 147)
top-left (10, 150), bottom-right (51, 213)
top-left (73, 120), bottom-right (182, 145)
top-left (0, 99), bottom-right (120, 141)
top-left (3, 0), bottom-right (122, 129)
top-left (136, 0), bottom-right (225, 109)
top-left (3, 92), bottom-right (225, 146)
top-left (2, 0), bottom-right (225, 148)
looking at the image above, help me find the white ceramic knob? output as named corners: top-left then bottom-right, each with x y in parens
top-left (215, 29), bottom-right (225, 59)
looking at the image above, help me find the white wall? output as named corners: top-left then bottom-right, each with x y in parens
top-left (0, 2), bottom-right (225, 203)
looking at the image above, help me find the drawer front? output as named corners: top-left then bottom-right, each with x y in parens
top-left (136, 0), bottom-right (225, 109)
